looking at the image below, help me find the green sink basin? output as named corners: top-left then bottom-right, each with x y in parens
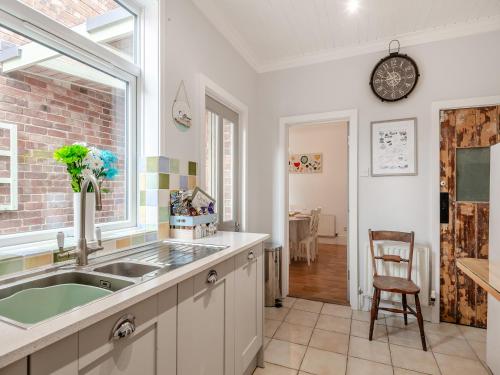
top-left (0, 283), bottom-right (112, 325)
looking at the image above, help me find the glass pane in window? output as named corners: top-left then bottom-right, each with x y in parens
top-left (16, 0), bottom-right (135, 61)
top-left (0, 25), bottom-right (129, 235)
top-left (456, 147), bottom-right (490, 202)
top-left (204, 110), bottom-right (218, 199)
top-left (222, 118), bottom-right (234, 222)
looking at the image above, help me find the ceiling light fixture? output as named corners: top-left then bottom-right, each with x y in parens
top-left (346, 0), bottom-right (360, 14)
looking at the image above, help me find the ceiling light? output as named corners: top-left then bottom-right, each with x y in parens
top-left (346, 0), bottom-right (360, 14)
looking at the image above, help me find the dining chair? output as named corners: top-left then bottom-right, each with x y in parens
top-left (368, 229), bottom-right (427, 351)
top-left (298, 208), bottom-right (321, 265)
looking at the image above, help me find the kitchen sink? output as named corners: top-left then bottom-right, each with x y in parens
top-left (0, 271), bottom-right (134, 327)
top-left (92, 262), bottom-right (162, 278)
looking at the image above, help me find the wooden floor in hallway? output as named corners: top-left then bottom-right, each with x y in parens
top-left (289, 241), bottom-right (348, 305)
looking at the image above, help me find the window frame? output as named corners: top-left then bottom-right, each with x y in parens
top-left (0, 0), bottom-right (141, 247)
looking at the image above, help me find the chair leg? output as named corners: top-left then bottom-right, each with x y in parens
top-left (306, 242), bottom-right (311, 266)
top-left (369, 288), bottom-right (379, 341)
top-left (402, 294), bottom-right (408, 325)
top-left (415, 293), bottom-right (427, 351)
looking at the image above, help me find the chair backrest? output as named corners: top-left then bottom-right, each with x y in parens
top-left (368, 229), bottom-right (415, 280)
top-left (309, 208), bottom-right (321, 236)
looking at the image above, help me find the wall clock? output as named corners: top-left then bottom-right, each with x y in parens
top-left (370, 40), bottom-right (420, 102)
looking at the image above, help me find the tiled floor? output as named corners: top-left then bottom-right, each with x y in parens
top-left (255, 297), bottom-right (490, 375)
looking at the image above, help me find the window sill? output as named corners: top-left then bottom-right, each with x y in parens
top-left (0, 227), bottom-right (153, 259)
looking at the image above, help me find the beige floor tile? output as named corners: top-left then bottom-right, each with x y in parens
top-left (423, 321), bottom-right (462, 338)
top-left (293, 299), bottom-right (324, 313)
top-left (347, 357), bottom-right (393, 375)
top-left (352, 310), bottom-right (374, 322)
top-left (427, 333), bottom-right (476, 359)
top-left (459, 325), bottom-right (487, 342)
top-left (393, 368), bottom-right (425, 374)
top-left (348, 336), bottom-right (391, 365)
top-left (253, 362), bottom-right (298, 375)
top-left (285, 309), bottom-right (319, 328)
top-left (300, 347), bottom-right (347, 375)
top-left (434, 352), bottom-right (489, 375)
top-left (315, 315), bottom-right (350, 334)
top-left (467, 339), bottom-right (486, 362)
top-left (282, 297), bottom-right (297, 308)
top-left (385, 315), bottom-right (418, 329)
top-left (266, 319), bottom-right (282, 337)
top-left (265, 339), bottom-right (307, 370)
top-left (390, 344), bottom-right (439, 374)
top-left (309, 329), bottom-right (349, 355)
top-left (274, 322), bottom-right (314, 345)
top-left (266, 307), bottom-right (290, 321)
top-left (350, 319), bottom-right (388, 341)
top-left (388, 327), bottom-right (428, 350)
top-left (321, 304), bottom-right (352, 319)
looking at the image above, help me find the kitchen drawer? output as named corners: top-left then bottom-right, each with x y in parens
top-left (192, 257), bottom-right (234, 294)
top-left (235, 245), bottom-right (262, 268)
top-left (78, 295), bottom-right (158, 369)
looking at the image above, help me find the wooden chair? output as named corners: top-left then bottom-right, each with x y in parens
top-left (298, 208), bottom-right (321, 265)
top-left (368, 229), bottom-right (427, 351)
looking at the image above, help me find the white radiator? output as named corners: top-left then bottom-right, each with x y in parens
top-left (363, 242), bottom-right (431, 307)
top-left (318, 214), bottom-right (336, 237)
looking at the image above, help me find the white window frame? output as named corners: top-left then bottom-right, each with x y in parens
top-left (0, 0), bottom-right (142, 247)
top-left (0, 123), bottom-right (18, 211)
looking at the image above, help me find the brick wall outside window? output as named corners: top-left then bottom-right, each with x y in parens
top-left (0, 70), bottom-right (127, 235)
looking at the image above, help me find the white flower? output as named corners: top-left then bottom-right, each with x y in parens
top-left (81, 168), bottom-right (93, 179)
top-left (83, 149), bottom-right (104, 171)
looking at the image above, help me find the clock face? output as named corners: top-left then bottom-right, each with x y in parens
top-left (370, 54), bottom-right (419, 102)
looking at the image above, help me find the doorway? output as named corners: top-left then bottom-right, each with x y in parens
top-left (288, 122), bottom-right (349, 304)
top-left (439, 105), bottom-right (499, 328)
top-left (279, 109), bottom-right (359, 310)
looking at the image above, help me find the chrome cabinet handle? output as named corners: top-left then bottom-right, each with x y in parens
top-left (247, 251), bottom-right (255, 260)
top-left (207, 270), bottom-right (218, 284)
top-left (111, 314), bottom-right (136, 341)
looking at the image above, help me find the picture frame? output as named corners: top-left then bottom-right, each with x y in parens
top-left (288, 153), bottom-right (323, 174)
top-left (371, 118), bottom-right (417, 176)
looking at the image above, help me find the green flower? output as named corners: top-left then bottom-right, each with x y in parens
top-left (54, 145), bottom-right (89, 164)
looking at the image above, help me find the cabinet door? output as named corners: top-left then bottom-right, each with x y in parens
top-left (78, 296), bottom-right (158, 375)
top-left (30, 334), bottom-right (78, 375)
top-left (0, 358), bottom-right (28, 375)
top-left (234, 244), bottom-right (264, 374)
top-left (177, 258), bottom-right (235, 375)
top-left (157, 286), bottom-right (177, 374)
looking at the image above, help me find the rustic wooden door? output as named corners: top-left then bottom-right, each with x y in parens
top-left (440, 106), bottom-right (499, 328)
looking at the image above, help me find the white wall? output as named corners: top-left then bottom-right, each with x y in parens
top-left (289, 122), bottom-right (348, 236)
top-left (253, 30), bottom-right (500, 303)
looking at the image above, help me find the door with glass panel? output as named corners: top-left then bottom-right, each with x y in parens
top-left (440, 106), bottom-right (500, 328)
top-left (205, 95), bottom-right (240, 231)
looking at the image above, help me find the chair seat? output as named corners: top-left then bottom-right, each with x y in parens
top-left (373, 275), bottom-right (420, 294)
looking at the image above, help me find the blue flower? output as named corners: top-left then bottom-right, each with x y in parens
top-left (99, 149), bottom-right (119, 179)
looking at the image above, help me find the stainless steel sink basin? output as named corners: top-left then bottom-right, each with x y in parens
top-left (92, 262), bottom-right (161, 278)
top-left (0, 271), bottom-right (135, 327)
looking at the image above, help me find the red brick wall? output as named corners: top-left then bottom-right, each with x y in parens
top-left (0, 70), bottom-right (127, 235)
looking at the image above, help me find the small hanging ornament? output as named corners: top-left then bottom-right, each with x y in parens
top-left (172, 80), bottom-right (192, 128)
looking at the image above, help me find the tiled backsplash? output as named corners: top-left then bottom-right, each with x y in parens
top-left (0, 156), bottom-right (198, 278)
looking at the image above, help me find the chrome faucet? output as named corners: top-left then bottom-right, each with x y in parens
top-left (77, 175), bottom-right (104, 266)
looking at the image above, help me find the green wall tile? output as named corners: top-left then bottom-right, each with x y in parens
top-left (0, 256), bottom-right (23, 276)
top-left (159, 207), bottom-right (170, 222)
top-left (170, 159), bottom-right (180, 174)
top-left (140, 190), bottom-right (147, 206)
top-left (159, 173), bottom-right (170, 189)
top-left (188, 161), bottom-right (197, 176)
top-left (146, 157), bottom-right (159, 172)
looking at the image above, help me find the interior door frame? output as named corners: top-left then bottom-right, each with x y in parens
top-left (279, 109), bottom-right (359, 309)
top-left (430, 95), bottom-right (500, 324)
top-left (198, 74), bottom-right (248, 231)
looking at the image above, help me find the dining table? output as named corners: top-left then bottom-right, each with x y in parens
top-left (289, 215), bottom-right (311, 260)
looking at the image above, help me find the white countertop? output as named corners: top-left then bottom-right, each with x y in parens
top-left (0, 231), bottom-right (270, 368)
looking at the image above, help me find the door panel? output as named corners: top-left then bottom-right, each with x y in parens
top-left (440, 106), bottom-right (499, 328)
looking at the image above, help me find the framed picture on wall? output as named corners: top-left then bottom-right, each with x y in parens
top-left (371, 118), bottom-right (417, 176)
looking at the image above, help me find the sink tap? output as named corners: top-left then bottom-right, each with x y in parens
top-left (77, 175), bottom-right (104, 266)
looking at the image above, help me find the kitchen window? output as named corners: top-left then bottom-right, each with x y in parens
top-left (0, 0), bottom-right (139, 247)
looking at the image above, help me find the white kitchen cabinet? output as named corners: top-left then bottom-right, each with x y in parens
top-left (177, 258), bottom-right (235, 375)
top-left (157, 286), bottom-right (178, 374)
top-left (30, 334), bottom-right (78, 375)
top-left (234, 244), bottom-right (264, 374)
top-left (0, 358), bottom-right (27, 375)
top-left (78, 295), bottom-right (159, 375)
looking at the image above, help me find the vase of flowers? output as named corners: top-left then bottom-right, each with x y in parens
top-left (54, 143), bottom-right (118, 241)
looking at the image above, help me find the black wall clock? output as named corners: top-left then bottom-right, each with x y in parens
top-left (370, 40), bottom-right (420, 102)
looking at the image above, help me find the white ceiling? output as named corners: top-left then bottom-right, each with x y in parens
top-left (193, 0), bottom-right (500, 72)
